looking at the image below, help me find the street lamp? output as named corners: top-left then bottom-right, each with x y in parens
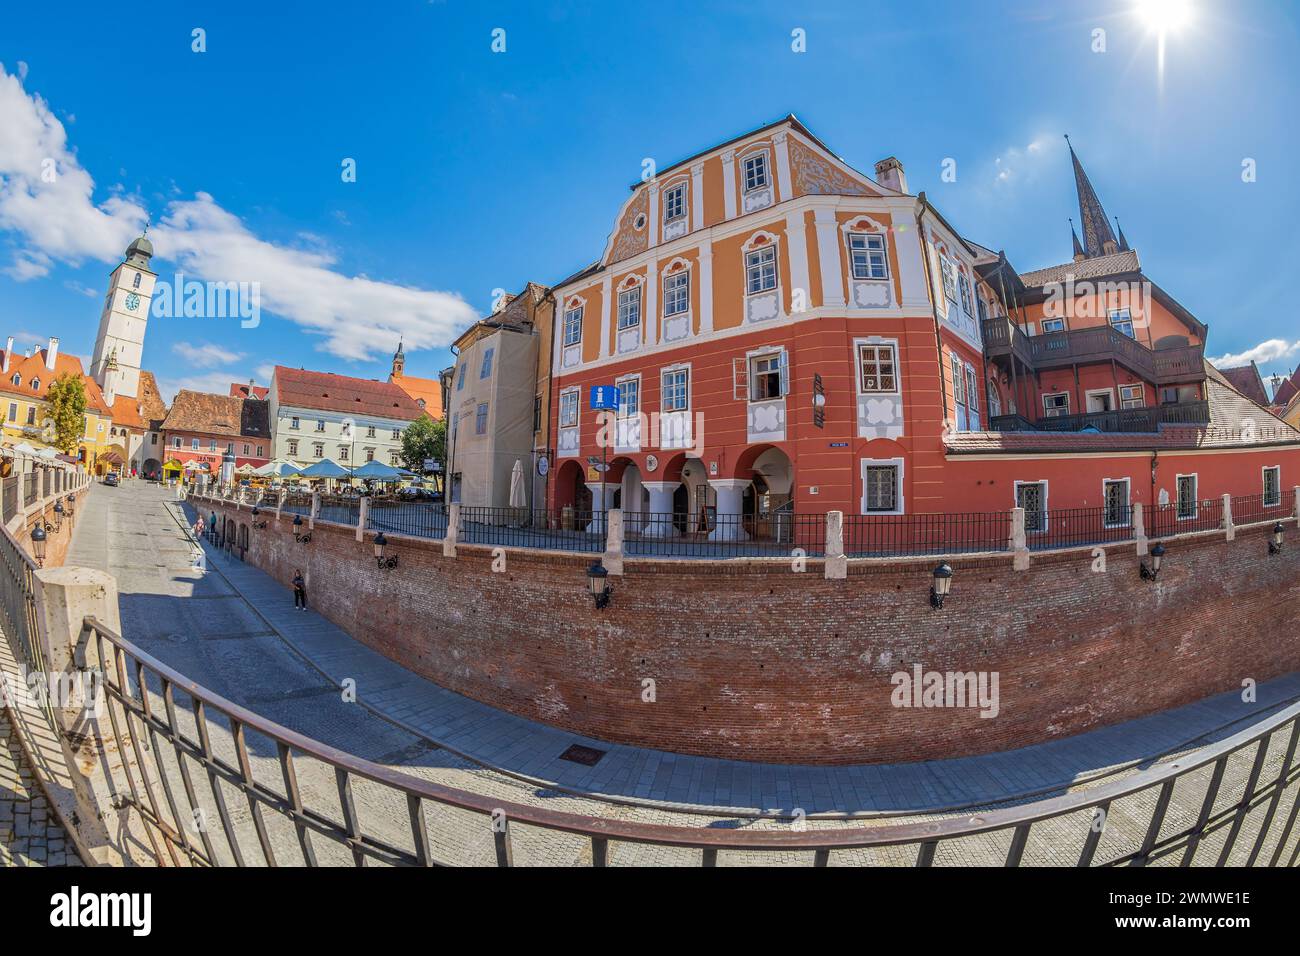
top-left (1141, 542), bottom-right (1166, 580)
top-left (929, 561), bottom-right (953, 610)
top-left (587, 560), bottom-right (611, 610)
top-left (373, 532), bottom-right (398, 570)
top-left (31, 523), bottom-right (47, 567)
top-left (1269, 522), bottom-right (1285, 556)
top-left (64, 493), bottom-right (75, 520)
top-left (52, 500), bottom-right (65, 533)
top-left (293, 514), bottom-right (312, 544)
top-left (251, 506), bottom-right (268, 530)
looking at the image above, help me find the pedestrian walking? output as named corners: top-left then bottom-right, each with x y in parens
top-left (292, 570), bottom-right (307, 611)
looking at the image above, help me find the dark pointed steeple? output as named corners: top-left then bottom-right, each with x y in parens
top-left (1065, 135), bottom-right (1119, 258)
top-left (1070, 219), bottom-right (1085, 262)
top-left (1114, 217), bottom-right (1130, 252)
top-left (391, 338), bottom-right (405, 378)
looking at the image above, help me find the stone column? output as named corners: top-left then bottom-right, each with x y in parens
top-left (642, 481), bottom-right (679, 538)
top-left (708, 479), bottom-right (749, 542)
top-left (824, 511), bottom-right (846, 580)
top-left (1293, 486), bottom-right (1299, 521)
top-left (1010, 506), bottom-right (1030, 571)
top-left (310, 490), bottom-right (321, 530)
top-left (603, 508), bottom-right (624, 576)
top-left (1222, 493), bottom-right (1234, 541)
top-left (443, 502), bottom-right (460, 558)
top-left (357, 496), bottom-right (369, 542)
top-left (1133, 501), bottom-right (1148, 557)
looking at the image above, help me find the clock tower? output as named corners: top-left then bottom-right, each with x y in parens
top-left (92, 232), bottom-right (156, 403)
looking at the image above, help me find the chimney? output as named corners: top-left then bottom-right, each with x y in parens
top-left (2, 336), bottom-right (11, 374)
top-left (46, 336), bottom-right (59, 371)
top-left (874, 157), bottom-right (908, 194)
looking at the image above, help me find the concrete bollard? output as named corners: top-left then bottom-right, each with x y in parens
top-left (357, 496), bottom-right (369, 542)
top-left (1010, 507), bottom-right (1031, 571)
top-left (824, 511), bottom-right (847, 580)
top-left (443, 503), bottom-right (460, 558)
top-left (603, 508), bottom-right (624, 576)
top-left (1133, 501), bottom-right (1148, 557)
top-left (1223, 493), bottom-right (1234, 541)
top-left (310, 490), bottom-right (321, 530)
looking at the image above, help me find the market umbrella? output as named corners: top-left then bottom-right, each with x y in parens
top-left (509, 459), bottom-right (526, 508)
top-left (254, 458), bottom-right (302, 477)
top-left (298, 458), bottom-right (350, 480)
top-left (351, 460), bottom-right (404, 481)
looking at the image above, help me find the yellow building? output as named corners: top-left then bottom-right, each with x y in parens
top-left (0, 336), bottom-right (117, 470)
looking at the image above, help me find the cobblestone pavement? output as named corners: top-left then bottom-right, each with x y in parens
top-left (55, 480), bottom-right (1300, 866)
top-left (0, 709), bottom-right (81, 867)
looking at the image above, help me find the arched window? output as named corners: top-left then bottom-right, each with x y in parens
top-left (31, 377), bottom-right (40, 391)
top-left (132, 272), bottom-right (142, 289)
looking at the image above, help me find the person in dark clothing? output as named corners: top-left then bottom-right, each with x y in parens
top-left (293, 570), bottom-right (307, 610)
top-left (209, 512), bottom-right (217, 543)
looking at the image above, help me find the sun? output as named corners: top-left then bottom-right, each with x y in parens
top-left (1137, 0), bottom-right (1194, 33)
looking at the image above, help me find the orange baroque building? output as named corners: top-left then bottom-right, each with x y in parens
top-left (545, 116), bottom-right (1300, 536)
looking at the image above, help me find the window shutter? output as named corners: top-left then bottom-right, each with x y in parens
top-left (733, 357), bottom-right (749, 401)
top-left (778, 351), bottom-right (790, 397)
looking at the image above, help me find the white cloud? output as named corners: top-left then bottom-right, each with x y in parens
top-left (172, 341), bottom-right (245, 368)
top-left (990, 135), bottom-right (1060, 189)
top-left (255, 363), bottom-right (276, 381)
top-left (1211, 339), bottom-right (1300, 369)
top-left (0, 63), bottom-right (479, 361)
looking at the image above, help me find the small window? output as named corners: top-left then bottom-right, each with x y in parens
top-left (662, 368), bottom-right (689, 412)
top-left (1041, 317), bottom-right (1066, 334)
top-left (10, 373), bottom-right (19, 386)
top-left (663, 182), bottom-right (686, 223)
top-left (475, 403), bottom-right (488, 435)
top-left (1176, 475), bottom-right (1197, 519)
top-left (6, 403), bottom-right (14, 422)
top-left (151, 434), bottom-right (158, 445)
top-left (858, 344), bottom-right (897, 393)
top-left (957, 273), bottom-right (974, 315)
top-left (243, 444), bottom-right (250, 455)
top-left (290, 416), bottom-right (300, 430)
top-left (1109, 308), bottom-right (1135, 339)
top-left (132, 272), bottom-right (142, 289)
top-left (1264, 466), bottom-right (1281, 507)
top-left (366, 425), bottom-right (376, 438)
top-left (663, 271), bottom-right (690, 316)
top-left (616, 379), bottom-right (639, 419)
top-left (209, 439), bottom-right (217, 451)
top-left (339, 446), bottom-right (349, 461)
top-left (1043, 393), bottom-right (1071, 418)
top-left (617, 286), bottom-right (642, 329)
top-left (316, 419), bottom-right (326, 432)
top-left (191, 438), bottom-right (199, 450)
top-left (389, 450), bottom-right (401, 466)
top-left (742, 153), bottom-right (769, 192)
top-left (1119, 384), bottom-right (1145, 409)
top-left (392, 428), bottom-right (401, 440)
top-left (849, 233), bottom-right (888, 280)
top-left (480, 347), bottom-right (495, 379)
top-left (749, 352), bottom-right (786, 401)
top-left (313, 442), bottom-right (324, 458)
top-left (563, 306), bottom-right (583, 346)
top-left (939, 256), bottom-right (958, 303)
top-left (533, 395), bottom-right (542, 433)
top-left (987, 381), bottom-right (1002, 418)
top-left (1017, 482), bottom-right (1047, 533)
top-left (964, 364), bottom-right (980, 429)
top-left (173, 437), bottom-right (181, 448)
top-left (745, 246), bottom-right (777, 294)
top-left (1104, 479), bottom-right (1131, 527)
top-left (287, 440), bottom-right (298, 456)
top-left (560, 390), bottom-right (579, 428)
top-left (30, 377), bottom-right (40, 391)
top-left (456, 364), bottom-right (467, 391)
top-left (365, 448), bottom-right (374, 462)
top-left (863, 465), bottom-right (899, 513)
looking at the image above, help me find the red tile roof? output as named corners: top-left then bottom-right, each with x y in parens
top-left (230, 382), bottom-right (270, 400)
top-left (162, 390), bottom-right (270, 440)
top-left (1216, 363), bottom-right (1271, 407)
top-left (0, 348), bottom-right (112, 416)
top-left (1271, 368), bottom-right (1299, 408)
top-left (273, 366), bottom-right (423, 421)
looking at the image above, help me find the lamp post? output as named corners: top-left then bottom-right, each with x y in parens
top-left (293, 514), bottom-right (312, 544)
top-left (1141, 542), bottom-right (1165, 580)
top-left (65, 493), bottom-right (75, 520)
top-left (52, 499), bottom-right (65, 533)
top-left (587, 560), bottom-right (611, 610)
top-left (930, 561), bottom-right (953, 610)
top-left (1269, 522), bottom-right (1285, 556)
top-left (251, 506), bottom-right (268, 530)
top-left (373, 532), bottom-right (398, 570)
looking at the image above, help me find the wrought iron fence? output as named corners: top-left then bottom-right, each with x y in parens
top-left (316, 495), bottom-right (360, 527)
top-left (622, 511), bottom-right (827, 558)
top-left (366, 500), bottom-right (450, 541)
top-left (1147, 497), bottom-right (1226, 540)
top-left (1025, 506), bottom-right (1135, 552)
top-left (1233, 493), bottom-right (1293, 526)
top-left (79, 612), bottom-right (1300, 867)
top-left (23, 473), bottom-right (38, 507)
top-left (844, 512), bottom-right (1011, 557)
top-left (458, 506), bottom-right (604, 553)
top-left (1, 476), bottom-right (16, 521)
top-left (279, 490), bottom-right (313, 517)
top-left (0, 507), bottom-right (57, 728)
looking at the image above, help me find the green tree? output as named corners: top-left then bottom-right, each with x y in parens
top-left (45, 373), bottom-right (88, 455)
top-left (399, 415), bottom-right (446, 472)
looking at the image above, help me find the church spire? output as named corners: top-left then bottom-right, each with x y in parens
top-left (1070, 219), bottom-right (1085, 262)
top-left (391, 338), bottom-right (405, 379)
top-left (1114, 217), bottom-right (1130, 252)
top-left (1065, 135), bottom-right (1119, 258)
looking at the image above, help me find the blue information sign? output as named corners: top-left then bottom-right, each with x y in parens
top-left (590, 385), bottom-right (619, 411)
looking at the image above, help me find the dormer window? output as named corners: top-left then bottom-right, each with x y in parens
top-left (663, 182), bottom-right (686, 223)
top-left (30, 377), bottom-right (40, 391)
top-left (742, 153), bottom-right (769, 192)
top-left (10, 373), bottom-right (19, 386)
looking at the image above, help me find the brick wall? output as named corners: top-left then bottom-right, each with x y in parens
top-left (204, 498), bottom-right (1300, 765)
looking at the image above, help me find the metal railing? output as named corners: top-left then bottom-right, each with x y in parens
top-left (23, 473), bottom-right (38, 507)
top-left (80, 611), bottom-right (1300, 866)
top-left (458, 506), bottom-right (604, 553)
top-left (1, 476), bottom-right (16, 521)
top-left (622, 511), bottom-right (827, 558)
top-left (316, 495), bottom-right (359, 527)
top-left (366, 500), bottom-right (449, 541)
top-left (989, 401), bottom-right (1211, 435)
top-left (1025, 506), bottom-right (1137, 551)
top-left (844, 512), bottom-right (1010, 557)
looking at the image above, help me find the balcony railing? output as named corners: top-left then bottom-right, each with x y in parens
top-left (989, 400), bottom-right (1211, 434)
top-left (982, 317), bottom-right (1206, 385)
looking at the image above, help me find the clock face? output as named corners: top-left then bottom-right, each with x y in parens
top-left (124, 292), bottom-right (140, 312)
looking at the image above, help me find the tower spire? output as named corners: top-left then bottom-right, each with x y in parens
top-left (1070, 218), bottom-right (1085, 262)
top-left (1114, 217), bottom-right (1130, 252)
top-left (1065, 135), bottom-right (1119, 258)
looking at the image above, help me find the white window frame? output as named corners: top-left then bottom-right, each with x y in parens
top-left (617, 285), bottom-right (642, 330)
top-left (661, 366), bottom-right (690, 413)
top-left (563, 304), bottom-right (584, 346)
top-left (480, 347), bottom-right (495, 379)
top-left (860, 457), bottom-right (905, 515)
top-left (1085, 388), bottom-right (1116, 414)
top-left (857, 343), bottom-right (899, 395)
top-left (847, 232), bottom-right (888, 281)
top-left (744, 245), bottom-right (778, 295)
top-left (1119, 384), bottom-right (1145, 409)
top-left (662, 181), bottom-right (687, 223)
top-left (957, 271), bottom-right (974, 316)
top-left (1263, 465), bottom-right (1282, 507)
top-left (1175, 473), bottom-right (1198, 520)
top-left (1040, 317), bottom-right (1066, 334)
top-left (663, 270), bottom-right (690, 317)
top-left (1109, 308), bottom-right (1135, 339)
top-left (475, 403), bottom-right (488, 436)
top-left (741, 151), bottom-right (769, 192)
top-left (938, 254), bottom-right (958, 304)
top-left (559, 387), bottom-right (580, 428)
top-left (748, 350), bottom-right (788, 402)
top-left (987, 380), bottom-right (1002, 418)
top-left (1042, 392), bottom-right (1071, 418)
top-left (964, 362), bottom-right (981, 430)
top-left (615, 375), bottom-right (640, 421)
top-left (1015, 480), bottom-right (1049, 533)
top-left (1102, 478), bottom-right (1131, 528)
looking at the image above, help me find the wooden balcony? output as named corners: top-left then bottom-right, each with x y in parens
top-left (989, 400), bottom-right (1211, 434)
top-left (981, 317), bottom-right (1206, 386)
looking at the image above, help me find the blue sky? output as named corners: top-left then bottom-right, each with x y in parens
top-left (1, 0), bottom-right (1298, 402)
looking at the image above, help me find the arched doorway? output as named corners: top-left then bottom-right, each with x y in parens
top-left (733, 445), bottom-right (795, 542)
